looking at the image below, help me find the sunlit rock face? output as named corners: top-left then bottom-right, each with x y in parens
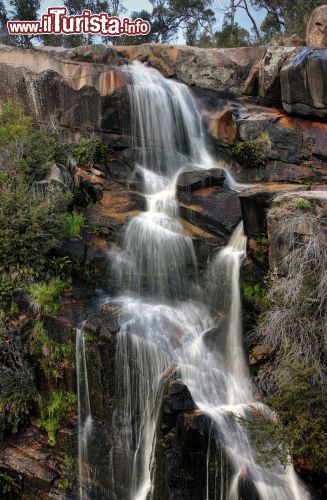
top-left (306, 5), bottom-right (327, 48)
top-left (0, 45), bottom-right (127, 95)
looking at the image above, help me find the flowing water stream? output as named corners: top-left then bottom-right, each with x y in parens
top-left (76, 327), bottom-right (93, 498)
top-left (78, 62), bottom-right (309, 500)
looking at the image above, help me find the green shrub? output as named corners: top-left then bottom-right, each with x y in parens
top-left (0, 174), bottom-right (71, 270)
top-left (29, 321), bottom-right (75, 381)
top-left (233, 132), bottom-right (270, 169)
top-left (73, 138), bottom-right (112, 166)
top-left (47, 256), bottom-right (73, 280)
top-left (291, 197), bottom-right (312, 210)
top-left (0, 321), bottom-right (37, 439)
top-left (29, 277), bottom-right (68, 313)
top-left (0, 470), bottom-right (22, 497)
top-left (242, 281), bottom-right (270, 307)
top-left (0, 100), bottom-right (67, 182)
top-left (238, 361), bottom-right (327, 472)
top-left (63, 454), bottom-right (78, 471)
top-left (39, 391), bottom-right (77, 446)
top-left (0, 268), bottom-right (32, 311)
top-left (58, 478), bottom-right (69, 490)
top-left (63, 212), bottom-right (85, 239)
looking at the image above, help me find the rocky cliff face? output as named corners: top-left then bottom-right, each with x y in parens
top-left (0, 42), bottom-right (326, 499)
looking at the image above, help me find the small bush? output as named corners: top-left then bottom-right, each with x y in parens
top-left (291, 197), bottom-right (312, 210)
top-left (0, 470), bottom-right (22, 497)
top-left (0, 174), bottom-right (71, 270)
top-left (0, 100), bottom-right (71, 182)
top-left (0, 268), bottom-right (33, 312)
top-left (239, 361), bottom-right (327, 472)
top-left (73, 138), bottom-right (112, 166)
top-left (0, 321), bottom-right (37, 439)
top-left (63, 454), bottom-right (78, 471)
top-left (29, 277), bottom-right (68, 313)
top-left (242, 281), bottom-right (270, 307)
top-left (29, 321), bottom-right (75, 381)
top-left (47, 256), bottom-right (73, 280)
top-left (63, 212), bottom-right (85, 239)
top-left (39, 391), bottom-right (77, 446)
top-left (58, 478), bottom-right (69, 490)
top-left (233, 132), bottom-right (270, 169)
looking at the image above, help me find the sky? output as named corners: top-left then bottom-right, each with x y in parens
top-left (5, 0), bottom-right (266, 43)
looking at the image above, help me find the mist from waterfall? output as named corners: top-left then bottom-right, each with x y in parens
top-left (107, 62), bottom-right (309, 500)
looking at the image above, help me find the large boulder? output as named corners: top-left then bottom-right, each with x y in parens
top-left (280, 47), bottom-right (327, 118)
top-left (306, 5), bottom-right (327, 48)
top-left (245, 46), bottom-right (298, 103)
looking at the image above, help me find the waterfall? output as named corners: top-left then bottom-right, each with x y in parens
top-left (76, 327), bottom-right (93, 499)
top-left (107, 62), bottom-right (309, 499)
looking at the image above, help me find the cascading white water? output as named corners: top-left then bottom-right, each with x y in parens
top-left (109, 62), bottom-right (309, 500)
top-left (76, 327), bottom-right (93, 499)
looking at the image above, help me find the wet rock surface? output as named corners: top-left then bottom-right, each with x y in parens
top-left (152, 379), bottom-right (233, 500)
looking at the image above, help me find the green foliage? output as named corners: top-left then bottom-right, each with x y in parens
top-left (29, 321), bottom-right (75, 381)
top-left (47, 256), bottom-right (74, 280)
top-left (8, 1), bottom-right (41, 47)
top-left (0, 320), bottom-right (37, 440)
top-left (58, 478), bottom-right (70, 490)
top-left (253, 0), bottom-right (325, 37)
top-left (253, 236), bottom-right (268, 265)
top-left (0, 174), bottom-right (71, 270)
top-left (63, 454), bottom-right (78, 471)
top-left (39, 390), bottom-right (77, 446)
top-left (239, 361), bottom-right (327, 472)
top-left (213, 20), bottom-right (250, 48)
top-left (0, 470), bottom-right (22, 498)
top-left (242, 281), bottom-right (271, 307)
top-left (29, 278), bottom-right (69, 313)
top-left (291, 197), bottom-right (312, 210)
top-left (0, 268), bottom-right (32, 312)
top-left (63, 212), bottom-right (85, 239)
top-left (232, 132), bottom-right (270, 169)
top-left (73, 138), bottom-right (112, 166)
top-left (0, 100), bottom-right (67, 182)
top-left (260, 12), bottom-right (282, 43)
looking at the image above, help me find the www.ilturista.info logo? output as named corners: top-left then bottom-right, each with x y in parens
top-left (7, 7), bottom-right (151, 37)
